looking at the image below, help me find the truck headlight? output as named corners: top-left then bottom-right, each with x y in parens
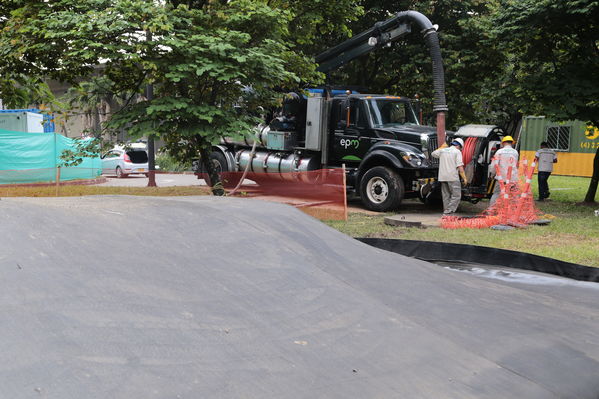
top-left (400, 151), bottom-right (428, 167)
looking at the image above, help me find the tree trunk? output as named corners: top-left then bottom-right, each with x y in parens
top-left (199, 148), bottom-right (225, 196)
top-left (583, 145), bottom-right (599, 203)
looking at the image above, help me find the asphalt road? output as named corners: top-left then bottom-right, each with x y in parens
top-left (99, 173), bottom-right (259, 188)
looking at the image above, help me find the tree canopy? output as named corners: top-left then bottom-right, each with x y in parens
top-left (492, 0), bottom-right (599, 202)
top-left (0, 0), bottom-right (360, 192)
top-left (1, 0), bottom-right (595, 133)
top-left (318, 0), bottom-right (597, 133)
top-left (493, 0), bottom-right (598, 126)
top-left (319, 0), bottom-right (517, 131)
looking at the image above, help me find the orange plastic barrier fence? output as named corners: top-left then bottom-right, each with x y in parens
top-left (199, 169), bottom-right (348, 221)
top-left (442, 157), bottom-right (541, 229)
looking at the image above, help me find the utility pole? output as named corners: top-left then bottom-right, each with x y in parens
top-left (146, 30), bottom-right (157, 187)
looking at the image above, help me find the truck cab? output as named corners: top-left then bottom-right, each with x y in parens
top-left (323, 94), bottom-right (439, 210)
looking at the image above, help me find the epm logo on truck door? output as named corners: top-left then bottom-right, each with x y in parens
top-left (340, 138), bottom-right (360, 150)
top-left (338, 138), bottom-right (362, 162)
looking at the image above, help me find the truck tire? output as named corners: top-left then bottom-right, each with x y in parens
top-left (208, 151), bottom-right (240, 189)
top-left (359, 166), bottom-right (404, 212)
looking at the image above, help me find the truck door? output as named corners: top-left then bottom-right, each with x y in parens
top-left (329, 99), bottom-right (370, 165)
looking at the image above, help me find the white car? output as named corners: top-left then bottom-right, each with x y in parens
top-left (101, 145), bottom-right (153, 178)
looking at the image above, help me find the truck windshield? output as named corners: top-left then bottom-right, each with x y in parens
top-left (365, 99), bottom-right (419, 128)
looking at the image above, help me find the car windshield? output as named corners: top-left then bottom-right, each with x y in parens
top-left (365, 98), bottom-right (419, 128)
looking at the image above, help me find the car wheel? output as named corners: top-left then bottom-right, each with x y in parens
top-left (208, 151), bottom-right (240, 189)
top-left (116, 166), bottom-right (127, 178)
top-left (359, 166), bottom-right (404, 212)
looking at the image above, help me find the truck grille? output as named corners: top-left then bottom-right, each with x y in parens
top-left (428, 136), bottom-right (439, 166)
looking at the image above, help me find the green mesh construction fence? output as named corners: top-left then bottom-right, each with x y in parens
top-left (0, 129), bottom-right (101, 185)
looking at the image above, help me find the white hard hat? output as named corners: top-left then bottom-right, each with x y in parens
top-left (452, 138), bottom-right (464, 148)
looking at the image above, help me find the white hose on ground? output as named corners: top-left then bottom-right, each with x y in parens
top-left (227, 125), bottom-right (266, 196)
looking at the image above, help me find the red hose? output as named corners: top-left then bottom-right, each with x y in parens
top-left (462, 137), bottom-right (477, 165)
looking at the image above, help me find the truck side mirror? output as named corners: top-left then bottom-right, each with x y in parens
top-left (341, 99), bottom-right (351, 128)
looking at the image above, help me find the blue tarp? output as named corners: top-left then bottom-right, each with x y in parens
top-left (0, 129), bottom-right (101, 184)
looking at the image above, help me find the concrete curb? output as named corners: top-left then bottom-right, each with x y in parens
top-left (1, 177), bottom-right (107, 188)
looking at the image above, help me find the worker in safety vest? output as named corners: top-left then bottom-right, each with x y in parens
top-left (489, 136), bottom-right (519, 206)
top-left (534, 141), bottom-right (557, 201)
top-left (432, 138), bottom-right (468, 215)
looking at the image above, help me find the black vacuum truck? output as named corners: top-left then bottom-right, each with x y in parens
top-left (197, 11), bottom-right (502, 211)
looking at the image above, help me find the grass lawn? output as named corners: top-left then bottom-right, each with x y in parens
top-left (1, 184), bottom-right (210, 197)
top-left (326, 175), bottom-right (599, 267)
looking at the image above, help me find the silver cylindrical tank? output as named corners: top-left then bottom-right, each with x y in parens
top-left (236, 149), bottom-right (320, 183)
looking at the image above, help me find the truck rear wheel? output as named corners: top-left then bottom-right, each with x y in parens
top-left (359, 166), bottom-right (404, 212)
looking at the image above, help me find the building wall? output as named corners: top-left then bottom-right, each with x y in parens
top-left (519, 116), bottom-right (598, 177)
top-left (46, 79), bottom-right (158, 146)
top-left (47, 80), bottom-right (102, 139)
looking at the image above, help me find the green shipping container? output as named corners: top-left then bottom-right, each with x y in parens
top-left (519, 116), bottom-right (598, 177)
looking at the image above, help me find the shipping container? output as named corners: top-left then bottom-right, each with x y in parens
top-left (518, 116), bottom-right (599, 177)
top-left (0, 109), bottom-right (55, 133)
top-left (0, 111), bottom-right (44, 133)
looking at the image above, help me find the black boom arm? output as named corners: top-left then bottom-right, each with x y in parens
top-left (315, 10), bottom-right (448, 143)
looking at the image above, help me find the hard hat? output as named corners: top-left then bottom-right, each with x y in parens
top-left (452, 138), bottom-right (464, 147)
top-left (501, 136), bottom-right (514, 143)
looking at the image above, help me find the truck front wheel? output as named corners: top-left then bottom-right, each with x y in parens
top-left (359, 166), bottom-right (404, 212)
